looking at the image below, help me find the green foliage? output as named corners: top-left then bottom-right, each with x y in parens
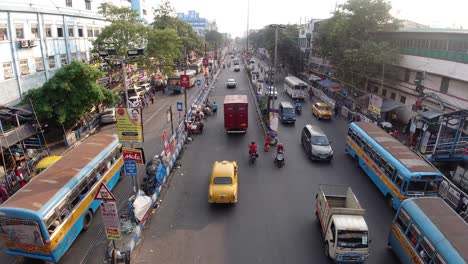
top-left (25, 61), bottom-right (117, 128)
top-left (205, 30), bottom-right (224, 50)
top-left (146, 28), bottom-right (182, 74)
top-left (93, 3), bottom-right (148, 57)
top-left (315, 0), bottom-right (400, 82)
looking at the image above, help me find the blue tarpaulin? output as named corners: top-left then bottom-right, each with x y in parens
top-left (318, 79), bottom-right (339, 88)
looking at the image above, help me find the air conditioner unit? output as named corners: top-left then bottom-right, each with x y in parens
top-left (19, 40), bottom-right (29, 48)
top-left (28, 40), bottom-right (36, 47)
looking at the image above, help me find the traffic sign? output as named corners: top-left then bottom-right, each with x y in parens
top-left (180, 74), bottom-right (190, 88)
top-left (177, 102), bottom-right (183, 112)
top-left (196, 79), bottom-right (201, 86)
top-left (203, 58), bottom-right (209, 67)
top-left (94, 183), bottom-right (116, 201)
top-left (124, 160), bottom-right (137, 177)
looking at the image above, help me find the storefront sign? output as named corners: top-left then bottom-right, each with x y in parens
top-left (368, 94), bottom-right (383, 115)
top-left (122, 147), bottom-right (145, 165)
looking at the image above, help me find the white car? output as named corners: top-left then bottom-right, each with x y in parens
top-left (234, 65), bottom-right (241, 72)
top-left (128, 96), bottom-right (142, 107)
top-left (227, 79), bottom-right (236, 88)
top-left (266, 86), bottom-right (278, 98)
top-left (100, 108), bottom-right (116, 124)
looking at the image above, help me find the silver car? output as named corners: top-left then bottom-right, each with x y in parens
top-left (100, 108), bottom-right (116, 124)
top-left (227, 79), bottom-right (236, 88)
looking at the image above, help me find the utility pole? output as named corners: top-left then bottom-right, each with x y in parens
top-left (246, 0), bottom-right (250, 52)
top-left (122, 60), bottom-right (130, 108)
top-left (184, 46), bottom-right (188, 128)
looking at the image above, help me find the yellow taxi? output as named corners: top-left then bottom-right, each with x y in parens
top-left (208, 161), bottom-right (238, 204)
top-left (33, 155), bottom-right (62, 176)
top-left (312, 102), bottom-right (333, 120)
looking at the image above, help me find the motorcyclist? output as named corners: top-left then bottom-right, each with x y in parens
top-left (249, 141), bottom-right (258, 156)
top-left (277, 143), bottom-right (284, 153)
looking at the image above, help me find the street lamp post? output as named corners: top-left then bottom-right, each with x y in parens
top-left (269, 24), bottom-right (285, 111)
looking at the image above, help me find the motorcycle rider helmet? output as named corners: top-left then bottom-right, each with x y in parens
top-left (251, 141), bottom-right (255, 145)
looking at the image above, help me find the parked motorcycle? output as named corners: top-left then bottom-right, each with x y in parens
top-left (274, 151), bottom-right (285, 168)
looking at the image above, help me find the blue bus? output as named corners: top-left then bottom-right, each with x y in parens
top-left (0, 133), bottom-right (123, 262)
top-left (388, 197), bottom-right (468, 264)
top-left (345, 122), bottom-right (444, 210)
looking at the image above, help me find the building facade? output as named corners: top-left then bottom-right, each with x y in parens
top-left (0, 0), bottom-right (133, 106)
top-left (131, 0), bottom-right (156, 24)
top-left (299, 19), bottom-right (325, 68)
top-left (177, 10), bottom-right (208, 36)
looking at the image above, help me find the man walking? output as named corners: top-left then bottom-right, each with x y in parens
top-left (211, 102), bottom-right (218, 116)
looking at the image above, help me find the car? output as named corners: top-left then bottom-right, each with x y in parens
top-left (234, 65), bottom-right (241, 72)
top-left (208, 161), bottom-right (238, 204)
top-left (230, 55), bottom-right (234, 59)
top-left (33, 155), bottom-right (63, 176)
top-left (128, 96), bottom-right (142, 107)
top-left (312, 102), bottom-right (333, 120)
top-left (226, 79), bottom-right (236, 88)
top-left (266, 86), bottom-right (277, 98)
top-left (301, 125), bottom-right (333, 161)
top-left (100, 107), bottom-right (117, 124)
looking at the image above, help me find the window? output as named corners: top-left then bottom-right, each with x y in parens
top-left (390, 92), bottom-right (396, 100)
top-left (66, 0), bottom-right (72, 7)
top-left (71, 53), bottom-right (77, 61)
top-left (61, 54), bottom-right (67, 65)
top-left (93, 29), bottom-right (99, 37)
top-left (57, 26), bottom-right (63, 37)
top-left (373, 86), bottom-right (379, 93)
top-left (68, 26), bottom-right (74, 37)
top-left (78, 27), bottom-right (83, 37)
top-left (440, 77), bottom-right (449, 94)
top-left (35, 58), bottom-right (44, 72)
top-left (0, 24), bottom-right (8, 41)
top-left (3, 62), bottom-right (13, 79)
top-left (15, 24), bottom-right (24, 39)
top-left (31, 24), bottom-right (38, 38)
top-left (400, 96), bottom-right (406, 104)
top-left (382, 89), bottom-right (387, 97)
top-left (143, 9), bottom-right (147, 15)
top-left (433, 254), bottom-right (447, 264)
top-left (45, 25), bottom-right (52, 37)
top-left (394, 173), bottom-right (404, 189)
top-left (418, 237), bottom-right (435, 263)
top-left (396, 208), bottom-right (410, 232)
top-left (85, 0), bottom-right (91, 10)
top-left (407, 224), bottom-right (421, 247)
top-left (20, 59), bottom-right (29, 75)
top-left (48, 56), bottom-right (56, 69)
top-left (87, 28), bottom-right (93, 37)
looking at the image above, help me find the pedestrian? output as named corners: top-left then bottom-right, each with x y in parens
top-left (0, 183), bottom-right (9, 203)
top-left (15, 166), bottom-right (26, 187)
top-left (145, 95), bottom-right (150, 106)
top-left (334, 104), bottom-right (340, 118)
top-left (309, 88), bottom-right (314, 100)
top-left (392, 129), bottom-right (399, 139)
top-left (264, 134), bottom-right (271, 152)
top-left (150, 93), bottom-right (155, 104)
top-left (211, 102), bottom-right (218, 116)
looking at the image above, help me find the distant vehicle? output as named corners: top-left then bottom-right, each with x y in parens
top-left (346, 122), bottom-right (444, 209)
top-left (224, 95), bottom-right (248, 133)
top-left (284, 76), bottom-right (308, 99)
top-left (230, 55), bottom-right (234, 59)
top-left (388, 197), bottom-right (468, 264)
top-left (226, 79), bottom-right (236, 88)
top-left (0, 134), bottom-right (123, 263)
top-left (139, 83), bottom-right (151, 92)
top-left (234, 65), bottom-right (241, 72)
top-left (33, 155), bottom-right (62, 176)
top-left (316, 185), bottom-right (370, 263)
top-left (127, 86), bottom-right (145, 98)
top-left (278, 102), bottom-right (296, 124)
top-left (312, 102), bottom-right (333, 120)
top-left (301, 124), bottom-right (333, 161)
top-left (166, 70), bottom-right (197, 94)
top-left (128, 96), bottom-right (142, 107)
top-left (233, 59), bottom-right (240, 65)
top-left (208, 161), bottom-right (238, 204)
top-left (266, 86), bottom-right (277, 98)
top-left (100, 107), bottom-right (116, 124)
top-left (190, 61), bottom-right (203, 74)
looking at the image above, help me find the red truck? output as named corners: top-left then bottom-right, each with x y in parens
top-left (224, 95), bottom-right (248, 133)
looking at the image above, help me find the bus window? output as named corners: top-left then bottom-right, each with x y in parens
top-left (407, 180), bottom-right (427, 192)
top-left (394, 173), bottom-right (404, 189)
top-left (396, 208), bottom-right (410, 232)
top-left (417, 237), bottom-right (435, 263)
top-left (433, 254), bottom-right (447, 264)
top-left (407, 224), bottom-right (421, 247)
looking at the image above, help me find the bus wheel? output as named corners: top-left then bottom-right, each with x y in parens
top-left (387, 195), bottom-right (394, 208)
top-left (83, 210), bottom-right (93, 231)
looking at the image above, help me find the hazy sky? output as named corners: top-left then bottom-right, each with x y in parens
top-left (165, 0), bottom-right (468, 38)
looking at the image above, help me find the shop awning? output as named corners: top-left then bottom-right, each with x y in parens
top-left (381, 98), bottom-right (404, 112)
top-left (318, 79), bottom-right (339, 88)
top-left (0, 124), bottom-right (36, 149)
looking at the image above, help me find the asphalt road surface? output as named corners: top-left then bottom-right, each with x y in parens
top-left (0, 72), bottom-right (209, 264)
top-left (130, 57), bottom-right (399, 264)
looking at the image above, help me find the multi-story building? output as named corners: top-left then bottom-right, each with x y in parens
top-left (131, 0), bottom-right (156, 24)
top-left (176, 10), bottom-right (208, 36)
top-left (0, 0), bottom-right (133, 106)
top-left (299, 19), bottom-right (325, 68)
top-left (208, 20), bottom-right (217, 32)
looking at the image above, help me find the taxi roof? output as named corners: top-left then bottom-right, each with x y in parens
top-left (315, 102), bottom-right (330, 107)
top-left (211, 161), bottom-right (236, 178)
top-left (332, 215), bottom-right (368, 231)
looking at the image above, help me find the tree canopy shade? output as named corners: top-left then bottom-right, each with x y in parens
top-left (24, 61), bottom-right (117, 128)
top-left (146, 28), bottom-right (183, 73)
top-left (315, 0), bottom-right (400, 84)
top-left (93, 3), bottom-right (148, 58)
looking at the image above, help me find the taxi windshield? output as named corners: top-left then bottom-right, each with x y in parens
top-left (213, 177), bottom-right (232, 184)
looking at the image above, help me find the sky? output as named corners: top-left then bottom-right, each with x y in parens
top-left (165, 0), bottom-right (468, 38)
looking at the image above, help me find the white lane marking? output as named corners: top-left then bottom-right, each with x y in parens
top-left (144, 102), bottom-right (168, 125)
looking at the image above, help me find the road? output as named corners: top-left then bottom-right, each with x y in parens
top-left (0, 71), bottom-right (210, 264)
top-left (130, 56), bottom-right (399, 263)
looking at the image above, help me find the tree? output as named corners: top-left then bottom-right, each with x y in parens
top-left (24, 61), bottom-right (117, 129)
top-left (315, 0), bottom-right (400, 85)
top-left (205, 30), bottom-right (224, 50)
top-left (146, 28), bottom-right (182, 74)
top-left (93, 3), bottom-right (148, 58)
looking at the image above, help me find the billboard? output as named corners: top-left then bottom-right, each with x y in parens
top-left (116, 107), bottom-right (143, 142)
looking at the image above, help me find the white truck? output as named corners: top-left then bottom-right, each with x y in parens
top-left (315, 185), bottom-right (370, 263)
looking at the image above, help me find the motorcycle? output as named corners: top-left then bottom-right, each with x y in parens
top-left (295, 103), bottom-right (302, 115)
top-left (249, 151), bottom-right (258, 164)
top-left (274, 151), bottom-right (285, 168)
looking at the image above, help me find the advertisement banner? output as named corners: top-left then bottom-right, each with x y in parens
top-left (122, 147), bottom-right (145, 165)
top-left (100, 201), bottom-right (121, 240)
top-left (116, 108), bottom-right (143, 142)
top-left (368, 94), bottom-right (383, 115)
